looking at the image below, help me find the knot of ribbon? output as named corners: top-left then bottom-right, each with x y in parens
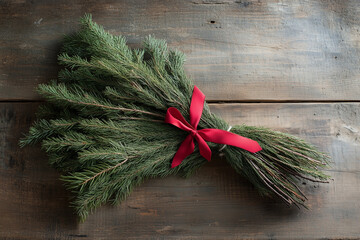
top-left (165, 86), bottom-right (262, 168)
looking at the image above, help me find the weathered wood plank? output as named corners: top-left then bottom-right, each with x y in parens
top-left (1, 0), bottom-right (360, 101)
top-left (1, 102), bottom-right (359, 239)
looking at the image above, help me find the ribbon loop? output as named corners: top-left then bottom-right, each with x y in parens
top-left (165, 86), bottom-right (262, 168)
top-left (189, 86), bottom-right (205, 129)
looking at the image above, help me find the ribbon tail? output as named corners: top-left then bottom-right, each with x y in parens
top-left (171, 134), bottom-right (195, 168)
top-left (194, 134), bottom-right (212, 161)
top-left (198, 129), bottom-right (262, 153)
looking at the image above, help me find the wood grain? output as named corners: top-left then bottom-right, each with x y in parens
top-left (1, 0), bottom-right (360, 101)
top-left (1, 0), bottom-right (359, 239)
top-left (1, 102), bottom-right (359, 239)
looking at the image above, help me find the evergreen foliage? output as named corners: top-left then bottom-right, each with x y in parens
top-left (20, 14), bottom-right (330, 222)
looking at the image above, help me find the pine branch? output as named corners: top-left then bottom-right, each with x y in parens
top-left (20, 14), bottom-right (330, 222)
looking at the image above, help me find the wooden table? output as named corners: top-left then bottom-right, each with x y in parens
top-left (1, 0), bottom-right (360, 239)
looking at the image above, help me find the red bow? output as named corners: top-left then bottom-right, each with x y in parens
top-left (165, 86), bottom-right (262, 168)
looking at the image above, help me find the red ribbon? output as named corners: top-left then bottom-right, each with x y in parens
top-left (165, 86), bottom-right (262, 168)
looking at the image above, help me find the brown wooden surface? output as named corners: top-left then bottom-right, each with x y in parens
top-left (1, 102), bottom-right (360, 239)
top-left (1, 0), bottom-right (360, 239)
top-left (1, 0), bottom-right (360, 101)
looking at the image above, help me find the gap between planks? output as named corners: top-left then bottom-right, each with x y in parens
top-left (2, 100), bottom-right (360, 104)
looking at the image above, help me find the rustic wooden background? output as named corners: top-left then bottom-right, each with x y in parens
top-left (1, 0), bottom-right (360, 239)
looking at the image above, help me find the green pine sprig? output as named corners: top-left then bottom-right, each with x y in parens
top-left (20, 14), bottom-right (330, 222)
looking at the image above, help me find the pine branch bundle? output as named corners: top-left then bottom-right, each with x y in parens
top-left (20, 15), bottom-right (330, 222)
